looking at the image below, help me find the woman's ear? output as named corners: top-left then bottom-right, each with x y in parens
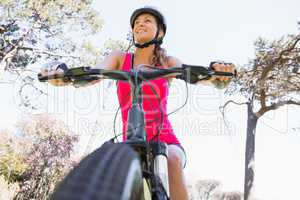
top-left (158, 28), bottom-right (165, 40)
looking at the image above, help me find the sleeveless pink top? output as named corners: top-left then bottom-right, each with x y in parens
top-left (117, 53), bottom-right (180, 144)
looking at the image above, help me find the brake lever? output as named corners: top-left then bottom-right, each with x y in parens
top-left (64, 66), bottom-right (93, 76)
top-left (38, 66), bottom-right (99, 82)
top-left (176, 64), bottom-right (211, 83)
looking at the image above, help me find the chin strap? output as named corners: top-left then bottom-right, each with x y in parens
top-left (134, 39), bottom-right (162, 48)
top-left (133, 30), bottom-right (163, 48)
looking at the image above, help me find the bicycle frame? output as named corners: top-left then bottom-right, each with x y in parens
top-left (38, 64), bottom-right (235, 200)
top-left (124, 74), bottom-right (170, 199)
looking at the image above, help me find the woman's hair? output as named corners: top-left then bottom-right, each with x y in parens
top-left (152, 22), bottom-right (168, 67)
top-left (153, 45), bottom-right (168, 67)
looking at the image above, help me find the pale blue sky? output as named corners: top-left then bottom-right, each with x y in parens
top-left (0, 0), bottom-right (300, 199)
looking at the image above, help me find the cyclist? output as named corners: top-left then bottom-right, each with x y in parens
top-left (43, 7), bottom-right (235, 200)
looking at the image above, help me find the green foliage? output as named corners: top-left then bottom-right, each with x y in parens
top-left (0, 115), bottom-right (79, 200)
top-left (191, 179), bottom-right (244, 200)
top-left (211, 79), bottom-right (231, 90)
top-left (213, 191), bottom-right (243, 200)
top-left (14, 115), bottom-right (78, 200)
top-left (0, 0), bottom-right (104, 73)
top-left (232, 34), bottom-right (300, 112)
top-left (0, 144), bottom-right (27, 184)
top-left (0, 175), bottom-right (19, 200)
top-left (0, 0), bottom-right (125, 112)
top-left (101, 38), bottom-right (132, 56)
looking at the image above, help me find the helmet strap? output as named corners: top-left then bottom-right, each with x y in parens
top-left (133, 29), bottom-right (163, 48)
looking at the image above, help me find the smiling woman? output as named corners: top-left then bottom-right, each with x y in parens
top-left (130, 7), bottom-right (169, 67)
top-left (39, 5), bottom-right (235, 200)
top-left (120, 7), bottom-right (190, 200)
top-left (133, 14), bottom-right (160, 42)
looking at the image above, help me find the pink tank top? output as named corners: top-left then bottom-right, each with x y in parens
top-left (117, 53), bottom-right (180, 144)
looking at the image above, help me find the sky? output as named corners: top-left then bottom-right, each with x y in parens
top-left (1, 0), bottom-right (300, 199)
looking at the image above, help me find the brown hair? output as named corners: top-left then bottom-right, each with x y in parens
top-left (152, 20), bottom-right (168, 67)
top-left (152, 45), bottom-right (168, 67)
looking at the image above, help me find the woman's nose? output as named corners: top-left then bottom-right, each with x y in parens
top-left (136, 21), bottom-right (145, 28)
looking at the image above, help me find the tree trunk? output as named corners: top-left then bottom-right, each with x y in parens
top-left (244, 103), bottom-right (258, 200)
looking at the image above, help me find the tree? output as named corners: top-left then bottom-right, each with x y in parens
top-left (0, 0), bottom-right (103, 73)
top-left (196, 179), bottom-right (222, 200)
top-left (0, 0), bottom-right (133, 112)
top-left (212, 191), bottom-right (243, 200)
top-left (0, 175), bottom-right (19, 200)
top-left (0, 0), bottom-right (102, 111)
top-left (224, 32), bottom-right (300, 199)
top-left (0, 0), bottom-right (104, 111)
top-left (0, 114), bottom-right (78, 200)
top-left (193, 179), bottom-right (245, 200)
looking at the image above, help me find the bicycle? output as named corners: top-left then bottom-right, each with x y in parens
top-left (38, 64), bottom-right (235, 200)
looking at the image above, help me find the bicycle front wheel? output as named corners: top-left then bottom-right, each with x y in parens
top-left (51, 142), bottom-right (144, 200)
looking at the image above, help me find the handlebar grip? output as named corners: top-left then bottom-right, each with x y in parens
top-left (37, 73), bottom-right (66, 82)
top-left (212, 71), bottom-right (234, 77)
top-left (213, 69), bottom-right (237, 77)
top-left (38, 73), bottom-right (49, 82)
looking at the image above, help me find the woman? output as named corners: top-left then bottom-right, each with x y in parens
top-left (44, 7), bottom-right (234, 200)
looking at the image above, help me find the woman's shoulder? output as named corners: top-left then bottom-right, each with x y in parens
top-left (95, 50), bottom-right (127, 70)
top-left (109, 50), bottom-right (128, 69)
top-left (166, 55), bottom-right (183, 68)
top-left (110, 50), bottom-right (126, 60)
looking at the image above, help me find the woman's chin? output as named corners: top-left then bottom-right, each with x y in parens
top-left (135, 36), bottom-right (153, 44)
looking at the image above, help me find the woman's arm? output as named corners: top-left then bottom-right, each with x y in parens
top-left (73, 50), bottom-right (124, 87)
top-left (167, 56), bottom-right (212, 84)
top-left (43, 50), bottom-right (124, 87)
top-left (95, 50), bottom-right (124, 70)
top-left (167, 56), bottom-right (235, 86)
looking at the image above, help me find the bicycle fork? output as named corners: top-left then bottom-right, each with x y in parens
top-left (127, 141), bottom-right (170, 199)
top-left (153, 142), bottom-right (170, 198)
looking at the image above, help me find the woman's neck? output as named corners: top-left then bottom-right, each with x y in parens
top-left (134, 45), bottom-right (155, 66)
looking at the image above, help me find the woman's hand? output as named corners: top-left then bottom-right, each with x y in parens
top-left (209, 61), bottom-right (236, 89)
top-left (40, 63), bottom-right (71, 86)
top-left (210, 61), bottom-right (236, 81)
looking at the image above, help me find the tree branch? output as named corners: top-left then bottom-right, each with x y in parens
top-left (0, 28), bottom-right (5, 35)
top-left (258, 35), bottom-right (300, 114)
top-left (218, 100), bottom-right (249, 142)
top-left (260, 35), bottom-right (300, 81)
top-left (257, 100), bottom-right (300, 116)
top-left (219, 100), bottom-right (248, 118)
top-left (0, 47), bottom-right (17, 72)
top-left (286, 79), bottom-right (300, 90)
top-left (0, 25), bottom-right (35, 73)
top-left (19, 46), bottom-right (80, 59)
top-left (260, 88), bottom-right (267, 109)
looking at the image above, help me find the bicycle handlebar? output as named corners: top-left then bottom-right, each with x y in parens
top-left (38, 64), bottom-right (236, 84)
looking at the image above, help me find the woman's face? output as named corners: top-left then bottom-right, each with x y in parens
top-left (132, 13), bottom-right (160, 44)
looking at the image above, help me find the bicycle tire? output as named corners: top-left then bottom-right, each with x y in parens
top-left (51, 142), bottom-right (144, 200)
